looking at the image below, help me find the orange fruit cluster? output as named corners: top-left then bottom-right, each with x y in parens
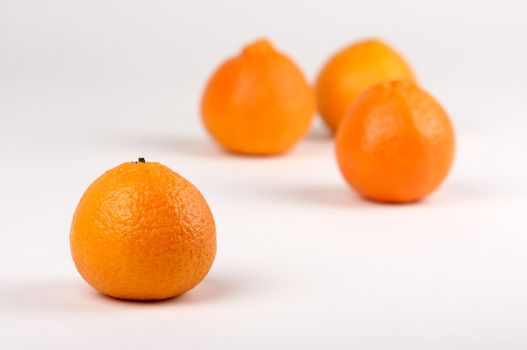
top-left (70, 37), bottom-right (456, 301)
top-left (202, 38), bottom-right (455, 202)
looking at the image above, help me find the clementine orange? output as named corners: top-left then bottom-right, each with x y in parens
top-left (201, 39), bottom-right (316, 155)
top-left (70, 159), bottom-right (216, 300)
top-left (335, 80), bottom-right (455, 203)
top-left (316, 39), bottom-right (415, 131)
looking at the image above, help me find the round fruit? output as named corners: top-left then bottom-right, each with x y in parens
top-left (70, 159), bottom-right (216, 300)
top-left (335, 80), bottom-right (455, 203)
top-left (316, 39), bottom-right (415, 131)
top-left (201, 39), bottom-right (316, 155)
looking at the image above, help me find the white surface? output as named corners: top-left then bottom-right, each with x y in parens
top-left (1, 0), bottom-right (527, 349)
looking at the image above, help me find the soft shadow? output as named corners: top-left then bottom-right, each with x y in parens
top-left (264, 184), bottom-right (449, 209)
top-left (305, 121), bottom-right (333, 141)
top-left (1, 280), bottom-right (109, 315)
top-left (106, 120), bottom-right (334, 160)
top-left (440, 181), bottom-right (494, 199)
top-left (265, 184), bottom-right (373, 208)
top-left (176, 276), bottom-right (247, 304)
top-left (423, 181), bottom-right (496, 206)
top-left (97, 275), bottom-right (248, 306)
top-left (2, 274), bottom-right (246, 314)
top-left (120, 132), bottom-right (332, 160)
top-left (119, 133), bottom-right (225, 158)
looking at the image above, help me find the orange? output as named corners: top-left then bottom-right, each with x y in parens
top-left (335, 80), bottom-right (455, 203)
top-left (70, 159), bottom-right (216, 300)
top-left (201, 39), bottom-right (316, 155)
top-left (316, 39), bottom-right (415, 132)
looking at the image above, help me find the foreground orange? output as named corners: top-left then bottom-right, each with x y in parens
top-left (201, 39), bottom-right (316, 155)
top-left (70, 159), bottom-right (216, 300)
top-left (336, 81), bottom-right (455, 203)
top-left (316, 39), bottom-right (415, 131)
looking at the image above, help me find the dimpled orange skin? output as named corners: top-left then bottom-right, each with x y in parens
top-left (201, 39), bottom-right (316, 155)
top-left (336, 80), bottom-right (455, 203)
top-left (316, 39), bottom-right (415, 132)
top-left (70, 161), bottom-right (216, 300)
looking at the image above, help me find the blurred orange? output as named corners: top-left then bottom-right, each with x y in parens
top-left (70, 159), bottom-right (216, 300)
top-left (335, 80), bottom-right (455, 203)
top-left (316, 39), bottom-right (415, 132)
top-left (201, 39), bottom-right (316, 155)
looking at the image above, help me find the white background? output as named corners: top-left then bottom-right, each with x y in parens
top-left (1, 0), bottom-right (527, 349)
